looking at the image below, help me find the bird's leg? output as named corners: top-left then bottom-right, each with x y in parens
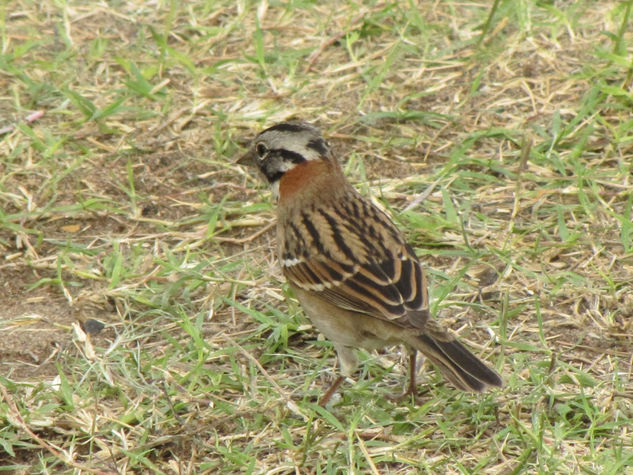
top-left (318, 375), bottom-right (345, 407)
top-left (387, 351), bottom-right (427, 403)
top-left (406, 351), bottom-right (418, 396)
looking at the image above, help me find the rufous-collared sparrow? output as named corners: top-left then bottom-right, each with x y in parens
top-left (239, 121), bottom-right (502, 405)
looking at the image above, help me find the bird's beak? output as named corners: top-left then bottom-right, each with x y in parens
top-left (237, 148), bottom-right (256, 167)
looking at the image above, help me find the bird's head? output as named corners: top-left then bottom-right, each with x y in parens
top-left (238, 121), bottom-right (332, 185)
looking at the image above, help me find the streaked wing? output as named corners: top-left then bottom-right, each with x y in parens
top-left (282, 242), bottom-right (429, 329)
top-left (280, 189), bottom-right (430, 328)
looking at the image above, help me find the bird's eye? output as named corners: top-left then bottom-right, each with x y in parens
top-left (255, 143), bottom-right (268, 158)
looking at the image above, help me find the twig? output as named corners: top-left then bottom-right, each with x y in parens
top-left (222, 333), bottom-right (308, 421)
top-left (214, 221), bottom-right (275, 244)
top-left (402, 175), bottom-right (451, 212)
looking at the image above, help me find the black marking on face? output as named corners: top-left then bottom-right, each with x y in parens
top-left (306, 138), bottom-right (329, 156)
top-left (259, 149), bottom-right (306, 183)
top-left (264, 170), bottom-right (284, 183)
top-left (275, 149), bottom-right (307, 164)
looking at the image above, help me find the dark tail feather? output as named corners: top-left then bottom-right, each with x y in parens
top-left (412, 334), bottom-right (503, 392)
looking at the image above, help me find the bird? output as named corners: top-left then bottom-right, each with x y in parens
top-left (238, 120), bottom-right (502, 406)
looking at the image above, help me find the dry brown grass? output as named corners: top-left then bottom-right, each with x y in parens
top-left (1, 0), bottom-right (632, 473)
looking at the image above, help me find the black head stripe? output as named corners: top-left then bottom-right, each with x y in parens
top-left (261, 123), bottom-right (308, 134)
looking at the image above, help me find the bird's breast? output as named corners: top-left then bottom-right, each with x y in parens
top-left (278, 160), bottom-right (342, 203)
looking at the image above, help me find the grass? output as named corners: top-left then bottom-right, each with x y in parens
top-left (1, 0), bottom-right (632, 473)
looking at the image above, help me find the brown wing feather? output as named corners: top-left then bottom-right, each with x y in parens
top-left (280, 190), bottom-right (429, 329)
top-left (284, 258), bottom-right (406, 319)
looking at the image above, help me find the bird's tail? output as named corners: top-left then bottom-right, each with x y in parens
top-left (410, 326), bottom-right (502, 392)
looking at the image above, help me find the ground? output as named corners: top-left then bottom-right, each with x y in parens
top-left (1, 1), bottom-right (632, 473)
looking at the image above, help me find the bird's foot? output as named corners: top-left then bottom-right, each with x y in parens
top-left (385, 383), bottom-right (430, 405)
top-left (318, 375), bottom-right (345, 407)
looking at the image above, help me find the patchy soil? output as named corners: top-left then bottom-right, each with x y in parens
top-left (0, 261), bottom-right (112, 380)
